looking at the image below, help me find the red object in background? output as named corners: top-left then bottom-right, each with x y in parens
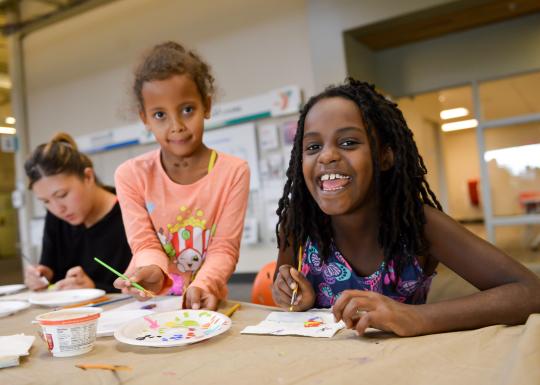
top-left (468, 179), bottom-right (480, 207)
top-left (519, 191), bottom-right (540, 214)
top-left (251, 261), bottom-right (277, 306)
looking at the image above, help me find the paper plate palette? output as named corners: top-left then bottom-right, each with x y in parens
top-left (97, 310), bottom-right (154, 337)
top-left (114, 309), bottom-right (232, 347)
top-left (0, 284), bottom-right (26, 296)
top-left (29, 288), bottom-right (106, 307)
top-left (0, 300), bottom-right (31, 317)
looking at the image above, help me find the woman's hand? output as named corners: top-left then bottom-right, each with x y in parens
top-left (332, 290), bottom-right (425, 337)
top-left (272, 264), bottom-right (315, 311)
top-left (55, 266), bottom-right (95, 290)
top-left (184, 286), bottom-right (219, 310)
top-left (24, 264), bottom-right (53, 291)
top-left (113, 264), bottom-right (165, 300)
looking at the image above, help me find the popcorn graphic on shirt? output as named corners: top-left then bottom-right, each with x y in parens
top-left (157, 206), bottom-right (216, 273)
top-left (172, 226), bottom-right (211, 272)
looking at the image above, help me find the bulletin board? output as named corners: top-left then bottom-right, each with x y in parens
top-left (204, 123), bottom-right (260, 191)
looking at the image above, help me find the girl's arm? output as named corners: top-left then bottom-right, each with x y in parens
top-left (416, 205), bottom-right (540, 334)
top-left (189, 163), bottom-right (250, 300)
top-left (114, 163), bottom-right (171, 294)
top-left (333, 205), bottom-right (540, 336)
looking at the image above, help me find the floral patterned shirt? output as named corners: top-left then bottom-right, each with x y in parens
top-left (301, 238), bottom-right (435, 308)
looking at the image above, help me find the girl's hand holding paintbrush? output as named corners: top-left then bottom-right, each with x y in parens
top-left (272, 264), bottom-right (315, 311)
top-left (112, 264), bottom-right (164, 300)
top-left (24, 263), bottom-right (53, 291)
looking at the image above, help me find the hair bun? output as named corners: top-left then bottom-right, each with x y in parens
top-left (50, 132), bottom-right (78, 151)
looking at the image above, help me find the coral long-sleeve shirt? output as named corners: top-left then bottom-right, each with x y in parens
top-left (115, 149), bottom-right (250, 298)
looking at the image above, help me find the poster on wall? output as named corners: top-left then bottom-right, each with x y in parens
top-left (1, 135), bottom-right (16, 152)
top-left (257, 123), bottom-right (279, 152)
top-left (281, 120), bottom-right (297, 145)
top-left (203, 123), bottom-right (260, 191)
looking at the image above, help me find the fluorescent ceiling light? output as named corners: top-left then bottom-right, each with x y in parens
top-left (0, 126), bottom-right (16, 135)
top-left (440, 107), bottom-right (469, 120)
top-left (5, 117), bottom-right (15, 124)
top-left (441, 119), bottom-right (478, 132)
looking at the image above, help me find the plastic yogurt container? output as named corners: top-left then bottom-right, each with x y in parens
top-left (35, 307), bottom-right (102, 357)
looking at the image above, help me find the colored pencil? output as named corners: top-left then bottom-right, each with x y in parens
top-left (289, 245), bottom-right (303, 311)
top-left (76, 364), bottom-right (132, 371)
top-left (93, 257), bottom-right (155, 297)
top-left (61, 296), bottom-right (110, 309)
top-left (89, 295), bottom-right (133, 307)
top-left (221, 303), bottom-right (241, 317)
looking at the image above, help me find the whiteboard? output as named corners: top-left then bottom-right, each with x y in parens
top-left (204, 123), bottom-right (260, 191)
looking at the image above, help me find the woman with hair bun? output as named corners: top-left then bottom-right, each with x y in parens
top-left (23, 132), bottom-right (131, 292)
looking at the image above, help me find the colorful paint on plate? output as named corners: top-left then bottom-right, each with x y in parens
top-left (114, 309), bottom-right (231, 347)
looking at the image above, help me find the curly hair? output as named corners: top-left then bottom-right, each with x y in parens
top-left (133, 41), bottom-right (215, 111)
top-left (276, 78), bottom-right (442, 274)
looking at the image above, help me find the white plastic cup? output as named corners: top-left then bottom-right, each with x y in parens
top-left (35, 307), bottom-right (102, 357)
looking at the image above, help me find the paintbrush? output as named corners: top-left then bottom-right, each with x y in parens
top-left (21, 254), bottom-right (50, 286)
top-left (289, 245), bottom-right (303, 311)
top-left (93, 257), bottom-right (155, 297)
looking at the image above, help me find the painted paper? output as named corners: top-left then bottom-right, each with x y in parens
top-left (241, 311), bottom-right (345, 338)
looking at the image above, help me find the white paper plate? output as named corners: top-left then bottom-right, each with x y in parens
top-left (114, 309), bottom-right (232, 347)
top-left (97, 310), bottom-right (154, 337)
top-left (0, 284), bottom-right (27, 296)
top-left (29, 288), bottom-right (106, 307)
top-left (0, 301), bottom-right (31, 317)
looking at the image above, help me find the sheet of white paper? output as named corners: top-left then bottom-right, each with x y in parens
top-left (0, 334), bottom-right (35, 356)
top-left (241, 311), bottom-right (345, 338)
top-left (111, 296), bottom-right (182, 312)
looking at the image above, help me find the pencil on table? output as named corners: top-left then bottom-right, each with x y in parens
top-left (221, 303), bottom-right (241, 317)
top-left (61, 296), bottom-right (110, 309)
top-left (76, 364), bottom-right (132, 371)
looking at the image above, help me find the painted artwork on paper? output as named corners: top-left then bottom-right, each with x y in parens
top-left (241, 311), bottom-right (344, 338)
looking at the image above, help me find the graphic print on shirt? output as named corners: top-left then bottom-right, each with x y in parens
top-left (153, 205), bottom-right (217, 295)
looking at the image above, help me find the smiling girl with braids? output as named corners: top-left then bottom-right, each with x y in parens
top-left (272, 78), bottom-right (540, 337)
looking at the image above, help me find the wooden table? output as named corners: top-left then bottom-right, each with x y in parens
top-left (1, 296), bottom-right (539, 385)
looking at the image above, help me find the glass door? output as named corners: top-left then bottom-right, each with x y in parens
top-left (474, 70), bottom-right (540, 255)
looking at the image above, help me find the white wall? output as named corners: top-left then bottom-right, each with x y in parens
top-left (306, 0), bottom-right (455, 90)
top-left (24, 0), bottom-right (315, 148)
top-left (374, 12), bottom-right (540, 96)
